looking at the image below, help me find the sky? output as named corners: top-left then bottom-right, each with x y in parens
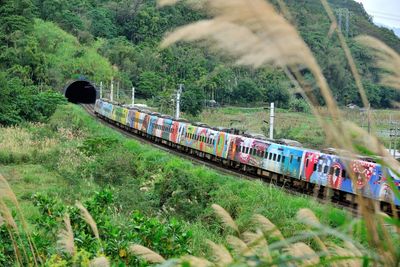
top-left (355, 0), bottom-right (400, 28)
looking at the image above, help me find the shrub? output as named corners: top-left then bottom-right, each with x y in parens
top-left (289, 98), bottom-right (311, 113)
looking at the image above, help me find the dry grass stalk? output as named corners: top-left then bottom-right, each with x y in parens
top-left (89, 256), bottom-right (110, 267)
top-left (296, 209), bottom-right (330, 259)
top-left (206, 240), bottom-right (233, 266)
top-left (355, 35), bottom-right (400, 90)
top-left (0, 175), bottom-right (39, 266)
top-left (241, 230), bottom-right (272, 262)
top-left (0, 199), bottom-right (23, 265)
top-left (226, 235), bottom-right (252, 257)
top-left (329, 244), bottom-right (362, 267)
top-left (75, 201), bottom-right (100, 241)
top-left (211, 204), bottom-right (239, 234)
top-left (296, 208), bottom-right (320, 227)
top-left (253, 214), bottom-right (284, 241)
top-left (181, 256), bottom-right (215, 267)
top-left (286, 242), bottom-right (320, 266)
top-left (57, 213), bottom-right (75, 256)
top-left (0, 200), bottom-right (18, 230)
top-left (129, 244), bottom-right (165, 263)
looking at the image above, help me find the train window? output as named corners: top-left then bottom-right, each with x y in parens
top-left (329, 167), bottom-right (334, 175)
top-left (290, 155), bottom-right (293, 164)
top-left (269, 153), bottom-right (272, 160)
top-left (318, 164), bottom-right (322, 172)
top-left (342, 170), bottom-right (346, 178)
top-left (335, 168), bottom-right (340, 176)
top-left (324, 166), bottom-right (328, 174)
top-left (306, 159), bottom-right (309, 167)
top-left (261, 151), bottom-right (265, 158)
top-left (298, 156), bottom-right (301, 162)
top-left (277, 155), bottom-right (281, 162)
top-left (245, 147), bottom-right (249, 154)
top-left (249, 148), bottom-right (253, 155)
top-left (282, 156), bottom-right (285, 163)
top-left (253, 149), bottom-right (257, 156)
top-left (313, 163), bottom-right (317, 171)
top-left (273, 154), bottom-right (277, 161)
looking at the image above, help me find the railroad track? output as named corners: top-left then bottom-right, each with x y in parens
top-left (80, 104), bottom-right (398, 217)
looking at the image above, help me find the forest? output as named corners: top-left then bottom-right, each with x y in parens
top-left (1, 0), bottom-right (400, 124)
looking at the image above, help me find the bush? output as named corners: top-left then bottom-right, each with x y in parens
top-left (153, 164), bottom-right (218, 221)
top-left (85, 146), bottom-right (138, 185)
top-left (289, 98), bottom-right (311, 113)
top-left (30, 190), bottom-right (192, 265)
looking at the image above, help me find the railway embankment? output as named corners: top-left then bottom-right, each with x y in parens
top-left (0, 104), bottom-right (374, 265)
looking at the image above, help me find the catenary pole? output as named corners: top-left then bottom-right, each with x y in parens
top-left (110, 79), bottom-right (114, 102)
top-left (131, 87), bottom-right (135, 107)
top-left (176, 84), bottom-right (183, 119)
top-left (100, 81), bottom-right (103, 99)
top-left (270, 102), bottom-right (274, 140)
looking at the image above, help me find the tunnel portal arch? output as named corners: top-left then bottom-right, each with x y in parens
top-left (64, 80), bottom-right (98, 104)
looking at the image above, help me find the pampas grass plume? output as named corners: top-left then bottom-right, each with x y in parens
top-left (75, 201), bottom-right (100, 241)
top-left (129, 244), bottom-right (165, 263)
top-left (206, 240), bottom-right (233, 265)
top-left (57, 213), bottom-right (75, 256)
top-left (211, 204), bottom-right (239, 234)
top-left (296, 208), bottom-right (320, 226)
top-left (89, 256), bottom-right (110, 267)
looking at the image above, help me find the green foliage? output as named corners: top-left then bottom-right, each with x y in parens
top-left (30, 189), bottom-right (192, 265)
top-left (289, 98), bottom-right (311, 113)
top-left (153, 165), bottom-right (218, 221)
top-left (78, 137), bottom-right (120, 156)
top-left (0, 72), bottom-right (66, 126)
top-left (232, 79), bottom-right (263, 105)
top-left (138, 71), bottom-right (165, 98)
top-left (181, 84), bottom-right (205, 116)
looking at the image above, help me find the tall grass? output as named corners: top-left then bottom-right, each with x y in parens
top-left (156, 0), bottom-right (400, 265)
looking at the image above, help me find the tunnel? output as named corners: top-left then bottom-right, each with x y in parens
top-left (64, 80), bottom-right (98, 104)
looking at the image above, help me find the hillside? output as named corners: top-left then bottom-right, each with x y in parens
top-left (1, 0), bottom-right (400, 119)
top-left (33, 0), bottom-right (400, 112)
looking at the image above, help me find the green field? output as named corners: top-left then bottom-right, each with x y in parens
top-left (0, 104), bottom-right (353, 265)
top-left (196, 106), bottom-right (400, 150)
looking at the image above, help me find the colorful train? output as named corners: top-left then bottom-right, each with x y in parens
top-left (94, 99), bottom-right (400, 206)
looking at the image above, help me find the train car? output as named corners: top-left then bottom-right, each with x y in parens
top-left (93, 99), bottom-right (400, 206)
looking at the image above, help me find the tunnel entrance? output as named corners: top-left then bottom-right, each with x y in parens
top-left (64, 80), bottom-right (97, 104)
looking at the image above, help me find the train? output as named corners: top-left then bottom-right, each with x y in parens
top-left (94, 99), bottom-right (400, 207)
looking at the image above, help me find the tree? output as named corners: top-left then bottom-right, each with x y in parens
top-left (138, 71), bottom-right (165, 98)
top-left (181, 85), bottom-right (205, 116)
top-left (232, 79), bottom-right (262, 105)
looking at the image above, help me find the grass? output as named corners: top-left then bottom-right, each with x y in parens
top-left (0, 103), bottom-right (353, 264)
top-left (196, 106), bottom-right (400, 149)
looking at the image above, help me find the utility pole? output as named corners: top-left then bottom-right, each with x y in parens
top-left (175, 84), bottom-right (183, 120)
top-left (345, 10), bottom-right (349, 37)
top-left (367, 103), bottom-right (371, 134)
top-left (110, 79), bottom-right (114, 102)
top-left (131, 87), bottom-right (135, 107)
top-left (270, 102), bottom-right (275, 140)
top-left (337, 8), bottom-right (350, 36)
top-left (116, 81), bottom-right (120, 102)
top-left (100, 81), bottom-right (103, 99)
